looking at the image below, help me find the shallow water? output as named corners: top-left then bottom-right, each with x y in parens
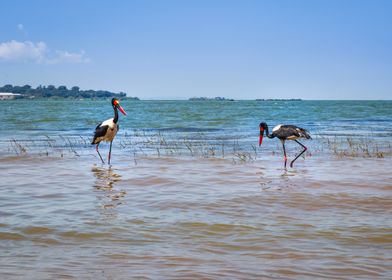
top-left (1, 154), bottom-right (391, 279)
top-left (1, 99), bottom-right (392, 278)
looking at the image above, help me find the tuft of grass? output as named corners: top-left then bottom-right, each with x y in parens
top-left (4, 131), bottom-right (391, 161)
top-left (11, 139), bottom-right (27, 155)
top-left (321, 135), bottom-right (391, 158)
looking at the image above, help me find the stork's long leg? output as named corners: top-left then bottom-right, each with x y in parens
top-left (96, 143), bottom-right (105, 164)
top-left (281, 140), bottom-right (287, 168)
top-left (290, 140), bottom-right (307, 167)
top-left (108, 141), bottom-right (113, 165)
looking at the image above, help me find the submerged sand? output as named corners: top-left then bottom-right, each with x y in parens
top-left (0, 154), bottom-right (391, 279)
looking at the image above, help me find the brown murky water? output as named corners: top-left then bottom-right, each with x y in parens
top-left (1, 154), bottom-right (391, 279)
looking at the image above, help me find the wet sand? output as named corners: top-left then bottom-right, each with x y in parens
top-left (0, 154), bottom-right (391, 279)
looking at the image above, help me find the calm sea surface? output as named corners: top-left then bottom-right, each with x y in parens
top-left (0, 100), bottom-right (391, 279)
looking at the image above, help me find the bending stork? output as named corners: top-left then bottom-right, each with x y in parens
top-left (259, 122), bottom-right (311, 168)
top-left (91, 98), bottom-right (127, 164)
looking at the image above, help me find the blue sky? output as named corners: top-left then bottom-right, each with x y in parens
top-left (0, 0), bottom-right (391, 99)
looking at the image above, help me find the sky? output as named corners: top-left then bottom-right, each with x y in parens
top-left (0, 0), bottom-right (391, 100)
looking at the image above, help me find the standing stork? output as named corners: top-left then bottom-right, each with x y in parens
top-left (259, 122), bottom-right (311, 168)
top-left (91, 98), bottom-right (127, 164)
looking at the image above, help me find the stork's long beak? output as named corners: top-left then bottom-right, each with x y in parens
top-left (118, 105), bottom-right (127, 116)
top-left (259, 127), bottom-right (264, 146)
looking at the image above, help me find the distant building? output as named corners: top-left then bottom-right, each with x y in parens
top-left (0, 92), bottom-right (21, 100)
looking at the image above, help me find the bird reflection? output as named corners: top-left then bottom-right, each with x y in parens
top-left (91, 166), bottom-right (126, 212)
top-left (259, 167), bottom-right (299, 190)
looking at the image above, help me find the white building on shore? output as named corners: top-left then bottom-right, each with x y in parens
top-left (0, 92), bottom-right (22, 100)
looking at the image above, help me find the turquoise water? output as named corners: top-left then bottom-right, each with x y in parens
top-left (1, 99), bottom-right (392, 157)
top-left (2, 99), bottom-right (392, 135)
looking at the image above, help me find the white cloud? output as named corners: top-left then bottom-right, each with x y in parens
top-left (0, 40), bottom-right (90, 64)
top-left (48, 50), bottom-right (91, 64)
top-left (0, 40), bottom-right (46, 62)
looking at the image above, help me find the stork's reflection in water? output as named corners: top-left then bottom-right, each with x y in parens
top-left (92, 166), bottom-right (126, 211)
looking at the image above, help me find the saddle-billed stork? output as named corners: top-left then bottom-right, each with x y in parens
top-left (91, 98), bottom-right (127, 164)
top-left (259, 122), bottom-right (311, 168)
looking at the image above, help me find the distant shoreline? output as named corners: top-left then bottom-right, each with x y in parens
top-left (0, 84), bottom-right (135, 100)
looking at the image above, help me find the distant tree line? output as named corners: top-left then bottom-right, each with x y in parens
top-left (0, 84), bottom-right (131, 99)
top-left (189, 97), bottom-right (235, 101)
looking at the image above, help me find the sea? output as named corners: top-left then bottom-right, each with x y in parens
top-left (0, 99), bottom-right (391, 279)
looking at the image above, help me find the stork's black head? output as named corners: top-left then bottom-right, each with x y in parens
top-left (259, 122), bottom-right (268, 146)
top-left (111, 98), bottom-right (127, 116)
top-left (259, 122), bottom-right (268, 130)
top-left (111, 98), bottom-right (119, 106)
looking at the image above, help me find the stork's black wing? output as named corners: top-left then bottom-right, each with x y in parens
top-left (294, 126), bottom-right (311, 139)
top-left (281, 125), bottom-right (311, 139)
top-left (91, 124), bottom-right (109, 144)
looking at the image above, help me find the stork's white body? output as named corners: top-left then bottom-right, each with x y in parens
top-left (94, 118), bottom-right (119, 143)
